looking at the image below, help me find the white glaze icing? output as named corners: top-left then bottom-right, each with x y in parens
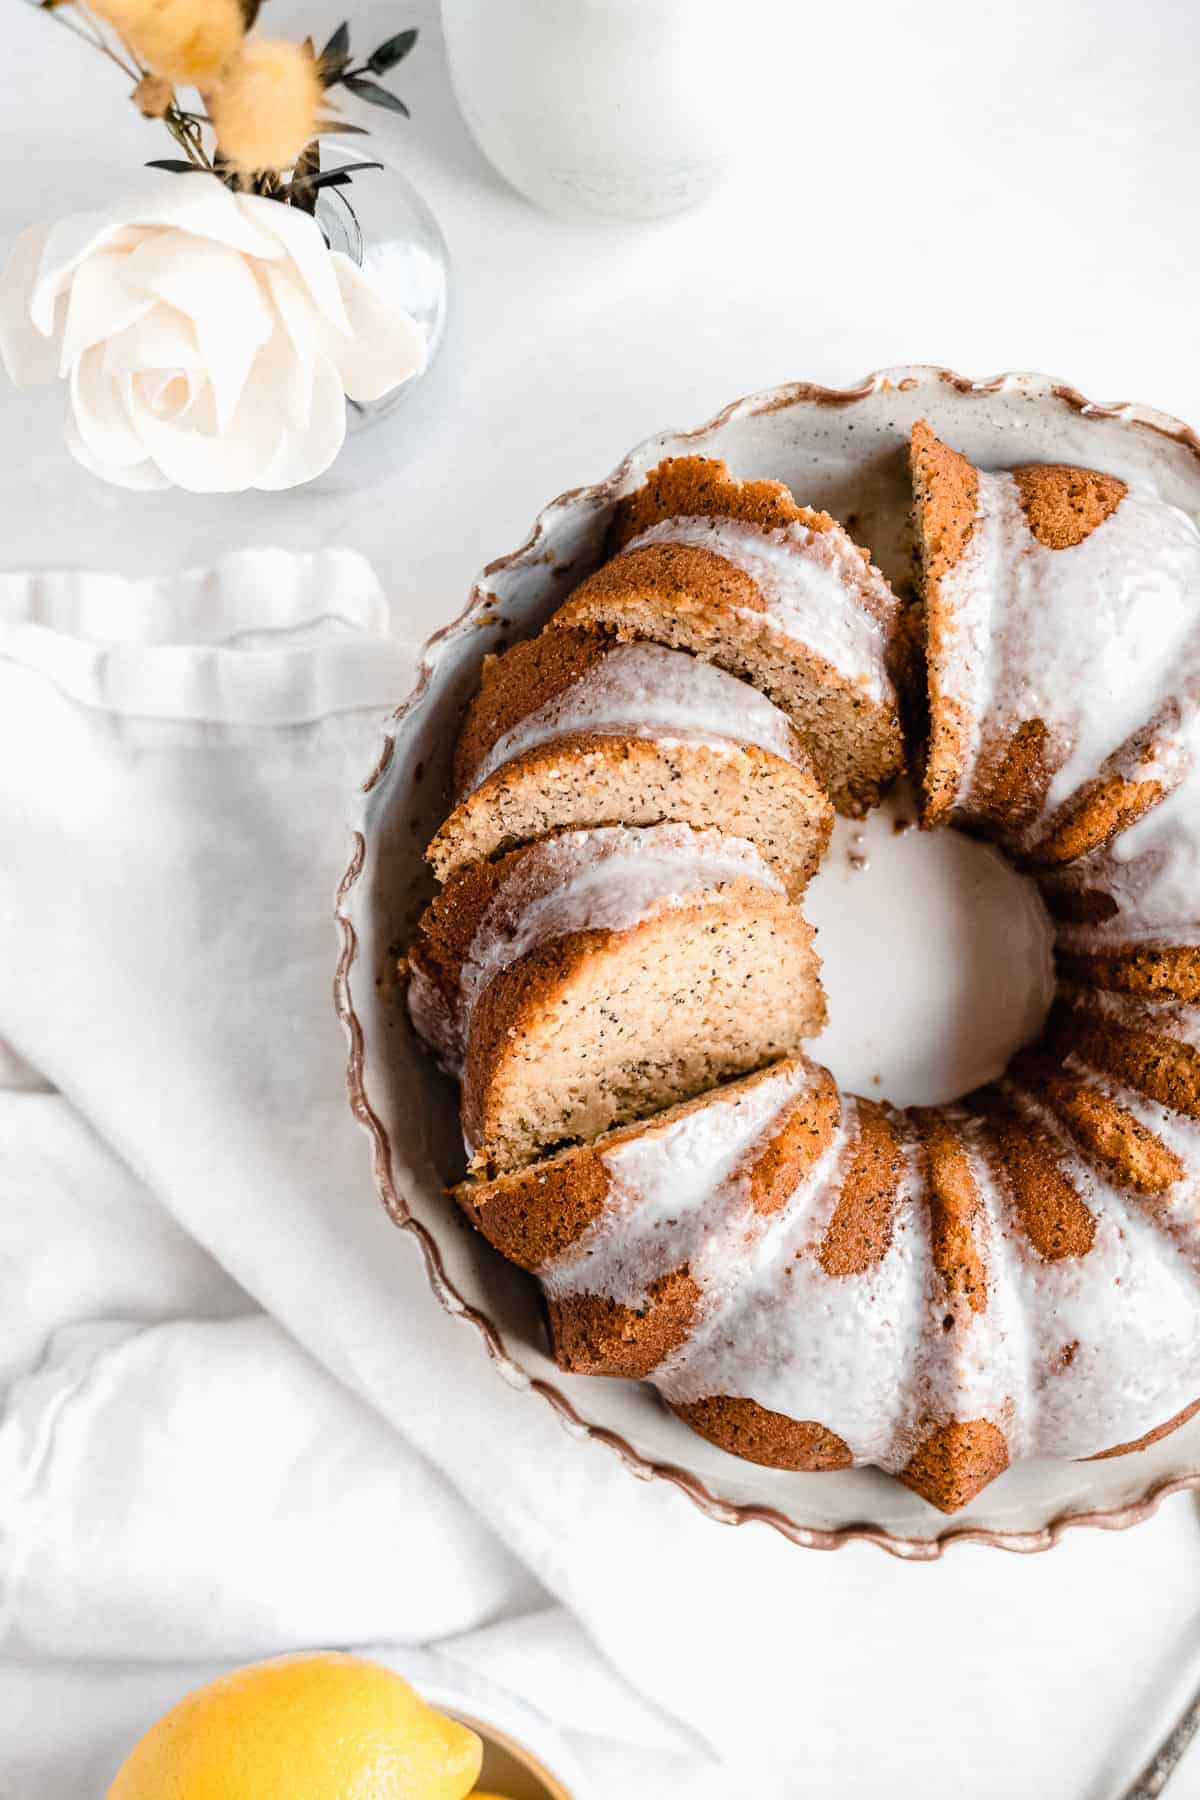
top-left (541, 1061), bottom-right (1200, 1469)
top-left (618, 515), bottom-right (893, 701)
top-left (910, 1122), bottom-right (1029, 1458)
top-left (1042, 723), bottom-right (1200, 957)
top-left (655, 1104), bottom-right (929, 1466)
top-left (936, 471), bottom-right (1200, 823)
top-left (986, 1083), bottom-right (1200, 1455)
top-left (467, 640), bottom-right (803, 794)
top-left (1017, 1052), bottom-right (1200, 1275)
top-left (408, 822), bottom-right (783, 1077)
top-left (542, 1059), bottom-right (825, 1306)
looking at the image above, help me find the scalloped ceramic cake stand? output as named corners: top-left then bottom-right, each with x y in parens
top-left (336, 364), bottom-right (1200, 1558)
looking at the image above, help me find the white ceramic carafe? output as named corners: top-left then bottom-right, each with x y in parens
top-left (440, 0), bottom-right (756, 220)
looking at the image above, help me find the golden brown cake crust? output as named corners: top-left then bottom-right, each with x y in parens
top-left (1046, 1009), bottom-right (1200, 1125)
top-left (912, 1109), bottom-right (988, 1314)
top-left (969, 719), bottom-right (1053, 838)
top-left (910, 421), bottom-right (979, 591)
top-left (406, 844), bottom-right (535, 1047)
top-left (817, 1102), bottom-right (904, 1278)
top-left (910, 421), bottom-right (979, 831)
top-left (1057, 946), bottom-right (1200, 1005)
top-left (549, 1271), bottom-right (701, 1379)
top-left (455, 1145), bottom-right (613, 1270)
top-left (973, 1092), bottom-right (1096, 1263)
top-left (673, 1394), bottom-right (853, 1472)
top-left (1012, 463), bottom-right (1127, 550)
top-left (1028, 773), bottom-right (1166, 868)
top-left (610, 454), bottom-right (834, 552)
top-left (899, 1419), bottom-right (1010, 1513)
top-left (566, 540), bottom-right (769, 621)
top-left (744, 1069), bottom-right (840, 1215)
top-left (1014, 1051), bottom-right (1186, 1195)
top-left (454, 628), bottom-right (613, 794)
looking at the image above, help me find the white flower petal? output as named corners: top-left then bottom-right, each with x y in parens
top-left (255, 351), bottom-right (347, 490)
top-left (136, 367), bottom-right (195, 416)
top-left (58, 249), bottom-right (155, 375)
top-left (102, 304), bottom-right (202, 377)
top-left (32, 177), bottom-right (284, 332)
top-left (251, 316), bottom-right (313, 434)
top-left (123, 233), bottom-right (274, 431)
top-left (65, 415), bottom-right (168, 490)
top-left (323, 253), bottom-right (425, 402)
top-left (0, 224), bottom-right (61, 385)
top-left (69, 347), bottom-right (146, 469)
top-left (243, 194), bottom-right (350, 332)
top-left (260, 265), bottom-right (321, 427)
top-left (132, 370), bottom-right (285, 493)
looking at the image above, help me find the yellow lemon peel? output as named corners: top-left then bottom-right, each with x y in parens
top-left (107, 1652), bottom-right (483, 1800)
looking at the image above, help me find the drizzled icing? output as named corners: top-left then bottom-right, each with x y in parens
top-left (467, 640), bottom-right (803, 795)
top-left (543, 1060), bottom-right (825, 1307)
top-left (653, 1100), bottom-right (928, 1465)
top-left (938, 471), bottom-right (1200, 822)
top-left (408, 823), bottom-right (783, 1077)
top-left (991, 1080), bottom-right (1200, 1453)
top-left (1048, 720), bottom-right (1200, 952)
top-left (618, 515), bottom-right (893, 700)
top-left (543, 1061), bottom-right (1200, 1469)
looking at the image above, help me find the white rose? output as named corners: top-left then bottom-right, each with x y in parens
top-left (0, 172), bottom-right (425, 492)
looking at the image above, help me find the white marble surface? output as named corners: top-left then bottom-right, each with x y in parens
top-left (4, 0), bottom-right (1200, 1795)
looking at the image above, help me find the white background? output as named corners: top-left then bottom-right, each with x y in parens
top-left (4, 0), bottom-right (1200, 1794)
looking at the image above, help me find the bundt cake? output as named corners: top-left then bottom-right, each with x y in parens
top-left (405, 436), bottom-right (1200, 1512)
top-left (551, 455), bottom-right (906, 816)
top-left (407, 822), bottom-right (826, 1177)
top-left (428, 628), bottom-right (833, 897)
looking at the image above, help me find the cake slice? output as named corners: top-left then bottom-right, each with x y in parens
top-left (910, 419), bottom-right (1200, 862)
top-left (550, 455), bottom-right (906, 816)
top-left (454, 1057), bottom-right (841, 1379)
top-left (406, 823), bottom-right (825, 1177)
top-left (429, 628), bottom-right (833, 897)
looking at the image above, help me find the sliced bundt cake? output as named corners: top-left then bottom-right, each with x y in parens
top-left (550, 455), bottom-right (906, 816)
top-left (911, 419), bottom-right (1200, 863)
top-left (428, 629), bottom-right (833, 896)
top-left (404, 423), bottom-right (1200, 1513)
top-left (407, 823), bottom-right (826, 1177)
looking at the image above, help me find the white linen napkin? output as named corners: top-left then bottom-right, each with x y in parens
top-left (0, 547), bottom-right (708, 1797)
top-left (2, 546), bottom-right (1199, 1800)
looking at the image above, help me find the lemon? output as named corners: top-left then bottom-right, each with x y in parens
top-left (107, 1652), bottom-right (483, 1800)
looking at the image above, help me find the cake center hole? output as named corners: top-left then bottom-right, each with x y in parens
top-left (802, 780), bottom-right (1055, 1107)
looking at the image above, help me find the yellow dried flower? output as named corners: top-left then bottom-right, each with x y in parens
top-left (133, 72), bottom-right (173, 117)
top-left (210, 40), bottom-right (323, 175)
top-left (90, 0), bottom-right (245, 86)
